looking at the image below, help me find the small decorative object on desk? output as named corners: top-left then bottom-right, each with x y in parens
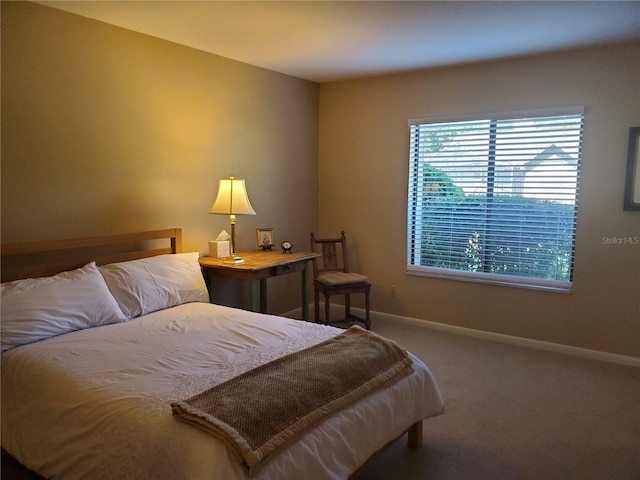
top-left (281, 240), bottom-right (293, 254)
top-left (257, 228), bottom-right (275, 251)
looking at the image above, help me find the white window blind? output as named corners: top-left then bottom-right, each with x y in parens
top-left (407, 108), bottom-right (584, 291)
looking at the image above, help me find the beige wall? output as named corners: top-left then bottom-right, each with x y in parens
top-left (3, 2), bottom-right (638, 357)
top-left (319, 41), bottom-right (640, 357)
top-left (1, 2), bottom-right (319, 314)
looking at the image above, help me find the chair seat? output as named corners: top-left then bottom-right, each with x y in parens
top-left (317, 272), bottom-right (369, 286)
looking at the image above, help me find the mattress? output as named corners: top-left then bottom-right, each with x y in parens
top-left (1, 302), bottom-right (444, 479)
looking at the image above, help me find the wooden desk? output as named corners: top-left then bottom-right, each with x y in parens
top-left (199, 251), bottom-right (320, 321)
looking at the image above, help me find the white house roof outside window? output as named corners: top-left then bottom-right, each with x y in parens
top-left (427, 139), bottom-right (579, 204)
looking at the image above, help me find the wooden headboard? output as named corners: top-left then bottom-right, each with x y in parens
top-left (1, 228), bottom-right (182, 282)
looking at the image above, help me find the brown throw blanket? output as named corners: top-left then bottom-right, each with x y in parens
top-left (171, 325), bottom-right (413, 472)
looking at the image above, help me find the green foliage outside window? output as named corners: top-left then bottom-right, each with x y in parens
top-left (419, 194), bottom-right (575, 281)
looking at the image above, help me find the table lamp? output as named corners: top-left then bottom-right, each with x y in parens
top-left (208, 176), bottom-right (256, 264)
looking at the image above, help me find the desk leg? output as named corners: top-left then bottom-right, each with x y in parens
top-left (249, 280), bottom-right (268, 313)
top-left (301, 263), bottom-right (309, 322)
top-left (259, 279), bottom-right (267, 313)
top-left (251, 280), bottom-right (267, 313)
top-left (202, 269), bottom-right (212, 303)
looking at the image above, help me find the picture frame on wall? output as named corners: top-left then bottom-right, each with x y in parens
top-left (623, 126), bottom-right (640, 211)
top-left (256, 228), bottom-right (275, 250)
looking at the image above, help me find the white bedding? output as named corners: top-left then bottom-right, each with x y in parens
top-left (1, 302), bottom-right (444, 479)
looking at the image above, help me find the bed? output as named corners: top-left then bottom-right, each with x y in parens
top-left (1, 228), bottom-right (444, 479)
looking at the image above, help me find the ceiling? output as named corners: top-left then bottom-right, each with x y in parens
top-left (39, 1), bottom-right (640, 83)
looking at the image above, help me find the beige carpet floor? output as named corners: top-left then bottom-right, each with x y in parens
top-left (357, 319), bottom-right (640, 480)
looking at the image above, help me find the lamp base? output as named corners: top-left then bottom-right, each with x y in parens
top-left (224, 255), bottom-right (245, 265)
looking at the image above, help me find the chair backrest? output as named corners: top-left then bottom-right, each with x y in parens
top-left (310, 231), bottom-right (350, 279)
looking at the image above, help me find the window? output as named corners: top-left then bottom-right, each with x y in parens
top-left (407, 108), bottom-right (584, 291)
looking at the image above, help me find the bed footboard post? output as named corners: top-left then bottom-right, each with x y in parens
top-left (407, 420), bottom-right (423, 448)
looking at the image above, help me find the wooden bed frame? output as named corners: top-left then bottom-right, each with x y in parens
top-left (1, 227), bottom-right (424, 479)
top-left (1, 228), bottom-right (182, 282)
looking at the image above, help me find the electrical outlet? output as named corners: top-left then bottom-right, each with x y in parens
top-left (390, 285), bottom-right (397, 297)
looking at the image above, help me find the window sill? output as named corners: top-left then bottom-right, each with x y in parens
top-left (406, 266), bottom-right (572, 293)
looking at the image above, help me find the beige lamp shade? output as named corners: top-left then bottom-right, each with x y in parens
top-left (208, 176), bottom-right (256, 216)
top-left (208, 176), bottom-right (256, 264)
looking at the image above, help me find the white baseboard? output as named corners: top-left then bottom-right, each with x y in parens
top-left (284, 304), bottom-right (640, 368)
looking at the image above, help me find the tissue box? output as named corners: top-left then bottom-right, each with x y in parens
top-left (209, 240), bottom-right (230, 258)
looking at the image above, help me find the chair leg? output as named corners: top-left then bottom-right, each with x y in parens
top-left (314, 286), bottom-right (320, 323)
top-left (344, 293), bottom-right (351, 319)
top-left (364, 288), bottom-right (371, 330)
top-left (324, 293), bottom-right (331, 325)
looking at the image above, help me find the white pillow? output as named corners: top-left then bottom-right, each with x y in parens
top-left (98, 252), bottom-right (209, 318)
top-left (1, 262), bottom-right (128, 352)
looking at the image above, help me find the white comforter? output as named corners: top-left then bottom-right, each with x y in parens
top-left (1, 302), bottom-right (443, 479)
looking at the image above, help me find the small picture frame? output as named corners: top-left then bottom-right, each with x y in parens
top-left (623, 126), bottom-right (640, 211)
top-left (256, 228), bottom-right (275, 250)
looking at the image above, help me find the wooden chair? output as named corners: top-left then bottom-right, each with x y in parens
top-left (310, 231), bottom-right (371, 329)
